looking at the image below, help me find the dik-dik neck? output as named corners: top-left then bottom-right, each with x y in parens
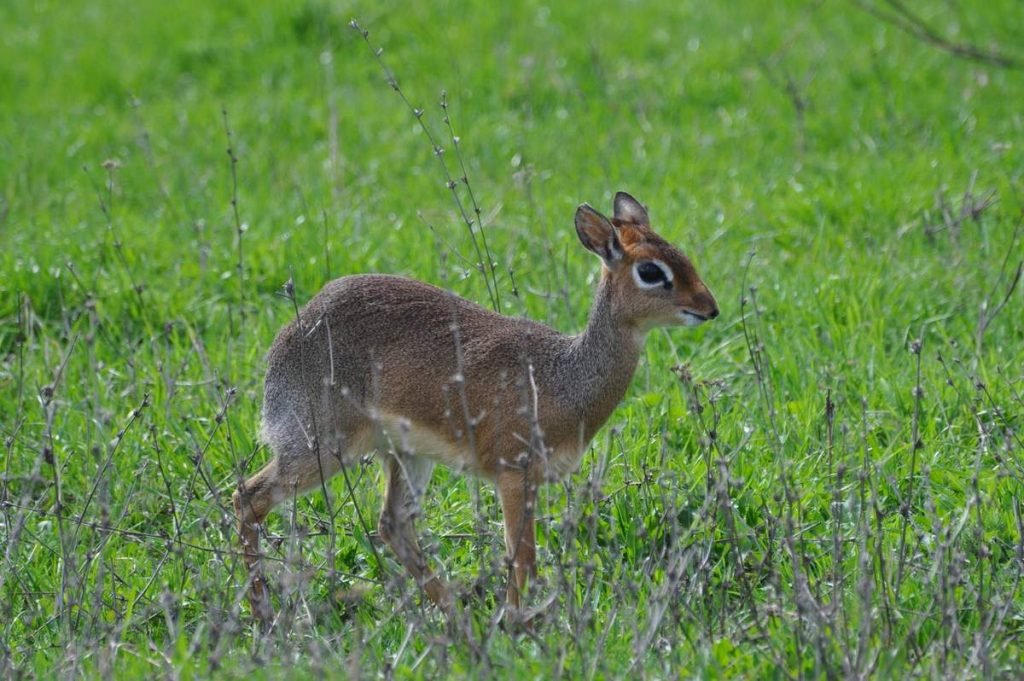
top-left (562, 274), bottom-right (643, 434)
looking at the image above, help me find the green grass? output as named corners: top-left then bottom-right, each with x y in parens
top-left (2, 0), bottom-right (1023, 677)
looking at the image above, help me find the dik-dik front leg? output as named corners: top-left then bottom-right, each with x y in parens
top-left (497, 470), bottom-right (538, 610)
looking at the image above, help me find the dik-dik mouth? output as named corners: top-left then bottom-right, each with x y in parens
top-left (679, 308), bottom-right (719, 326)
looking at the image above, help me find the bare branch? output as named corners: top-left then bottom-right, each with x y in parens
top-left (853, 0), bottom-right (1023, 69)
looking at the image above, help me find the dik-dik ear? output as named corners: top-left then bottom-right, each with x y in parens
top-left (613, 191), bottom-right (649, 226)
top-left (575, 203), bottom-right (623, 265)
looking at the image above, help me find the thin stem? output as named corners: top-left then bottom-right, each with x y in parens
top-left (222, 107), bottom-right (246, 336)
top-left (350, 20), bottom-right (501, 312)
top-left (441, 91), bottom-right (507, 306)
top-left (895, 338), bottom-right (924, 594)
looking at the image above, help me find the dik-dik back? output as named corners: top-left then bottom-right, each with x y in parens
top-left (262, 274), bottom-right (639, 483)
top-left (234, 192), bottom-right (718, 624)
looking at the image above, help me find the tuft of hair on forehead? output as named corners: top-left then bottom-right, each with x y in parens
top-left (614, 219), bottom-right (671, 251)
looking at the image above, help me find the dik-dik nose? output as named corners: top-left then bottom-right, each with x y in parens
top-left (697, 290), bottom-right (719, 320)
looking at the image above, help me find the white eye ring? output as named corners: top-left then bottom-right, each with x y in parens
top-left (632, 260), bottom-right (673, 289)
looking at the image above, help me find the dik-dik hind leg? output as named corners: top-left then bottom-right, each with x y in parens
top-left (497, 470), bottom-right (537, 611)
top-left (233, 453), bottom-right (341, 624)
top-left (378, 453), bottom-right (452, 613)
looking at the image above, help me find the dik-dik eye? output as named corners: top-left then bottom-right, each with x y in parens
top-left (633, 261), bottom-right (673, 290)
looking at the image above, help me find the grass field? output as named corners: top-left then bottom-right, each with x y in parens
top-left (2, 0), bottom-right (1024, 677)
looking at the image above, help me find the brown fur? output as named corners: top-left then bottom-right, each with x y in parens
top-left (233, 192), bottom-right (718, 623)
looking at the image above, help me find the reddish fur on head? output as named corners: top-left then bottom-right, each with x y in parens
top-left (575, 192), bottom-right (719, 329)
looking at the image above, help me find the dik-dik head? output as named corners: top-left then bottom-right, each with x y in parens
top-left (575, 192), bottom-right (719, 330)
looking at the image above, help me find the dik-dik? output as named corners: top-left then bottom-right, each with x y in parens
top-left (233, 192), bottom-right (718, 623)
